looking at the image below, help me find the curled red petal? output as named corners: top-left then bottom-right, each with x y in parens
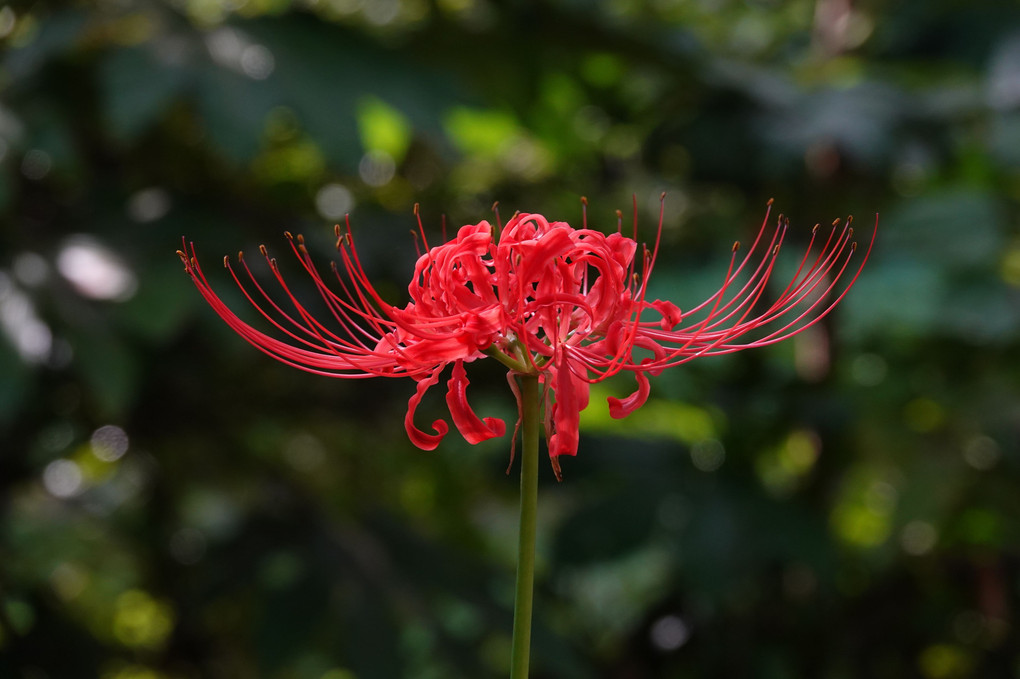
top-left (446, 360), bottom-right (506, 444)
top-left (606, 368), bottom-right (651, 419)
top-left (405, 366), bottom-right (449, 451)
top-left (649, 299), bottom-right (683, 330)
top-left (547, 355), bottom-right (590, 458)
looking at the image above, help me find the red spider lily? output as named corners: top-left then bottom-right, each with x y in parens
top-left (178, 198), bottom-right (874, 477)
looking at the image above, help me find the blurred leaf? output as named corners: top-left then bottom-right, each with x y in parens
top-left (3, 9), bottom-right (87, 81)
top-left (69, 325), bottom-right (139, 418)
top-left (115, 257), bottom-right (198, 342)
top-left (553, 488), bottom-right (660, 565)
top-left (243, 16), bottom-right (460, 170)
top-left (99, 46), bottom-right (190, 142)
top-left (881, 190), bottom-right (1006, 269)
top-left (196, 64), bottom-right (278, 164)
top-left (444, 107), bottom-right (521, 158)
top-left (357, 96), bottom-right (413, 163)
top-left (841, 255), bottom-right (946, 338)
top-left (0, 337), bottom-right (33, 428)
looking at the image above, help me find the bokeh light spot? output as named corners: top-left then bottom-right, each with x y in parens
top-left (91, 425), bottom-right (129, 462)
top-left (112, 590), bottom-right (175, 649)
top-left (962, 435), bottom-right (1000, 470)
top-left (901, 520), bottom-right (938, 555)
top-left (649, 614), bottom-right (690, 651)
top-left (314, 183), bottom-right (355, 220)
top-left (43, 459), bottom-right (84, 498)
top-left (57, 237), bottom-right (138, 302)
top-left (126, 188), bottom-right (171, 223)
top-left (690, 439), bottom-right (725, 472)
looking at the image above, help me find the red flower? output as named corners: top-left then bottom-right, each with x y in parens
top-left (179, 199), bottom-right (874, 474)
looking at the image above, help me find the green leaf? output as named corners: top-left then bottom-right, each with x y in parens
top-left (99, 46), bottom-right (190, 142)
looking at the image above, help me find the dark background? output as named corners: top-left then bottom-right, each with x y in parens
top-left (2, 0), bottom-right (1019, 677)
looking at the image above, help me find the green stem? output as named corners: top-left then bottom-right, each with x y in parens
top-left (510, 374), bottom-right (540, 679)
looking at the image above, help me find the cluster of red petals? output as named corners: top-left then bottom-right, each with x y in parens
top-left (179, 200), bottom-right (874, 468)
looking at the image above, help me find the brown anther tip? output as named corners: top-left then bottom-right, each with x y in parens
top-left (220, 255), bottom-right (227, 267)
top-left (238, 250), bottom-right (244, 260)
top-left (773, 244), bottom-right (781, 256)
top-left (851, 241), bottom-right (858, 252)
top-left (847, 227), bottom-right (854, 239)
top-left (413, 202), bottom-right (420, 215)
top-left (846, 215), bottom-right (854, 225)
top-left (259, 244), bottom-right (268, 256)
top-left (580, 196), bottom-right (588, 205)
top-left (297, 234), bottom-right (305, 244)
top-left (832, 218), bottom-right (840, 227)
top-left (767, 197), bottom-right (775, 206)
top-left (334, 224), bottom-right (342, 237)
top-left (298, 244), bottom-right (308, 255)
top-left (660, 191), bottom-right (667, 200)
top-left (335, 239), bottom-right (343, 251)
top-left (732, 241), bottom-right (741, 252)
top-left (284, 230), bottom-right (293, 239)
top-left (270, 257), bottom-right (278, 268)
top-left (176, 249), bottom-right (187, 259)
top-left (615, 209), bottom-right (623, 218)
top-left (813, 224), bottom-right (820, 234)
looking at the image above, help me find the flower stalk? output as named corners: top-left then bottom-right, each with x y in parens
top-left (510, 374), bottom-right (540, 679)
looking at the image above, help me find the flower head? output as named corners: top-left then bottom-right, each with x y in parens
top-left (179, 198), bottom-right (874, 476)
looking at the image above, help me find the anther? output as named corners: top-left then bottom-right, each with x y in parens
top-left (767, 197), bottom-right (775, 206)
top-left (297, 234), bottom-right (305, 245)
top-left (847, 227), bottom-right (853, 239)
top-left (238, 250), bottom-right (244, 260)
top-left (732, 241), bottom-right (741, 252)
top-left (259, 244), bottom-right (268, 257)
top-left (846, 215), bottom-right (854, 225)
top-left (223, 255), bottom-right (229, 267)
top-left (334, 224), bottom-right (342, 237)
top-left (580, 196), bottom-right (588, 206)
top-left (270, 257), bottom-right (278, 269)
top-left (284, 231), bottom-right (293, 239)
top-left (176, 249), bottom-right (188, 263)
top-left (413, 202), bottom-right (420, 216)
top-left (660, 191), bottom-right (666, 200)
top-left (832, 218), bottom-right (840, 227)
top-left (851, 242), bottom-right (858, 252)
top-left (773, 244), bottom-right (780, 256)
top-left (813, 224), bottom-right (820, 234)
top-left (616, 209), bottom-right (623, 219)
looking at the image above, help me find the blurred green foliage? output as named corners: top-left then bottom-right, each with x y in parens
top-left (2, 0), bottom-right (1020, 677)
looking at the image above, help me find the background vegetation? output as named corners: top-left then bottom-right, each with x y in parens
top-left (2, 0), bottom-right (1019, 677)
